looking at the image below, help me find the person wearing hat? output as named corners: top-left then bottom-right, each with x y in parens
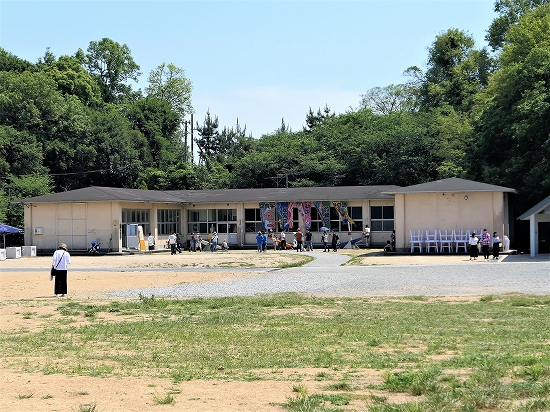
top-left (51, 243), bottom-right (71, 297)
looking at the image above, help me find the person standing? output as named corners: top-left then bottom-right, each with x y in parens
top-left (469, 232), bottom-right (479, 260)
top-left (269, 230), bottom-right (277, 251)
top-left (390, 230), bottom-right (396, 250)
top-left (304, 229), bottom-right (313, 251)
top-left (168, 233), bottom-right (177, 255)
top-left (147, 233), bottom-right (155, 251)
top-left (196, 233), bottom-right (203, 252)
top-left (481, 229), bottom-right (491, 261)
top-left (295, 228), bottom-right (303, 252)
top-left (262, 231), bottom-right (268, 252)
top-left (492, 231), bottom-right (501, 260)
top-left (331, 229), bottom-right (339, 252)
top-left (256, 231), bottom-right (263, 252)
top-left (211, 231), bottom-right (218, 252)
top-left (280, 230), bottom-right (286, 250)
top-left (363, 225), bottom-right (371, 247)
top-left (52, 243), bottom-right (71, 297)
top-left (322, 230), bottom-right (329, 252)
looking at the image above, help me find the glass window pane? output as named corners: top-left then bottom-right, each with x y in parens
top-left (218, 209), bottom-right (228, 221)
top-left (229, 209), bottom-right (237, 221)
top-left (371, 221), bottom-right (383, 231)
top-left (245, 223), bottom-right (256, 232)
top-left (371, 206), bottom-right (382, 220)
top-left (199, 223), bottom-right (208, 233)
top-left (350, 206), bottom-right (362, 219)
top-left (218, 224), bottom-right (227, 233)
top-left (229, 224), bottom-right (237, 233)
top-left (199, 209), bottom-right (207, 221)
top-left (383, 206), bottom-right (394, 219)
top-left (245, 209), bottom-right (256, 221)
top-left (383, 220), bottom-right (395, 231)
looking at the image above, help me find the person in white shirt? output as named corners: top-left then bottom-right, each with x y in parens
top-left (51, 243), bottom-right (71, 297)
top-left (280, 230), bottom-right (286, 250)
top-left (147, 233), bottom-right (155, 251)
top-left (363, 225), bottom-right (371, 246)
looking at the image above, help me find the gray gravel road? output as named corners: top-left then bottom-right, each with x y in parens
top-left (107, 253), bottom-right (549, 298)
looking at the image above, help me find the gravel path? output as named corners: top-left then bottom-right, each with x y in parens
top-left (107, 253), bottom-right (549, 298)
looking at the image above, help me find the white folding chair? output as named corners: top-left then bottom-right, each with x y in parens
top-left (439, 230), bottom-right (453, 253)
top-left (410, 230), bottom-right (423, 253)
top-left (453, 230), bottom-right (469, 253)
top-left (425, 230), bottom-right (439, 253)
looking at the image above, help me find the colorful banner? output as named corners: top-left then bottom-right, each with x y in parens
top-left (277, 202), bottom-right (290, 230)
top-left (314, 201), bottom-right (331, 229)
top-left (332, 201), bottom-right (354, 225)
top-left (259, 202), bottom-right (276, 230)
top-left (298, 201), bottom-right (313, 229)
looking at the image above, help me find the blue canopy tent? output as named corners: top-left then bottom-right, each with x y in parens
top-left (0, 223), bottom-right (24, 248)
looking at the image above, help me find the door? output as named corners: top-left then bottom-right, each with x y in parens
top-left (538, 222), bottom-right (550, 253)
top-left (126, 224), bottom-right (139, 249)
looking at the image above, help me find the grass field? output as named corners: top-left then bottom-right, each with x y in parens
top-left (2, 292), bottom-right (549, 411)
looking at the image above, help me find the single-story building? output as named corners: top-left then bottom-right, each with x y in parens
top-left (518, 194), bottom-right (550, 257)
top-left (17, 177), bottom-right (516, 253)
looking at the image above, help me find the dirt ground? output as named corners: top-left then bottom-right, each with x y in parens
top-left (0, 250), bottom-right (496, 411)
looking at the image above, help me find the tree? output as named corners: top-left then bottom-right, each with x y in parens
top-left (42, 55), bottom-right (103, 107)
top-left (194, 110), bottom-right (220, 166)
top-left (471, 4), bottom-right (550, 211)
top-left (125, 96), bottom-right (183, 168)
top-left (0, 47), bottom-right (34, 73)
top-left (486, 0), bottom-right (550, 51)
top-left (406, 29), bottom-right (495, 112)
top-left (360, 84), bottom-right (417, 114)
top-left (145, 63), bottom-right (193, 121)
top-left (76, 38), bottom-right (141, 103)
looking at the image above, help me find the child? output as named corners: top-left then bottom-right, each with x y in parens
top-left (221, 239), bottom-right (229, 251)
top-left (492, 232), bottom-right (501, 260)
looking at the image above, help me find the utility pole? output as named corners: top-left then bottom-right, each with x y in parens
top-left (269, 173), bottom-right (289, 188)
top-left (182, 113), bottom-right (195, 164)
top-left (190, 113), bottom-right (194, 164)
top-left (183, 120), bottom-right (188, 163)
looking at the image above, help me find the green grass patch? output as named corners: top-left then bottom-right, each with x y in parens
top-left (1, 293), bottom-right (549, 411)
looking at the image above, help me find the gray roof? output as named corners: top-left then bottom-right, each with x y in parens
top-left (18, 185), bottom-right (400, 204)
top-left (18, 187), bottom-right (184, 204)
top-left (382, 177), bottom-right (516, 194)
top-left (172, 186), bottom-right (398, 203)
top-left (518, 194), bottom-right (550, 220)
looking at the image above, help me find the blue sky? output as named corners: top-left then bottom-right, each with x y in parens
top-left (1, 0), bottom-right (497, 137)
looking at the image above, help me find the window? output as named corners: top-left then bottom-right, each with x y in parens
top-left (348, 206), bottom-right (363, 231)
top-left (122, 208), bottom-right (150, 235)
top-left (245, 208), bottom-right (280, 232)
top-left (157, 209), bottom-right (180, 235)
top-left (188, 208), bottom-right (237, 234)
top-left (329, 206), bottom-right (363, 231)
top-left (370, 206), bottom-right (394, 232)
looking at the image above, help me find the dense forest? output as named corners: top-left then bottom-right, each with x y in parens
top-left (1, 0), bottom-right (549, 228)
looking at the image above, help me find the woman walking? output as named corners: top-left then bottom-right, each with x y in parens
top-left (52, 243), bottom-right (71, 297)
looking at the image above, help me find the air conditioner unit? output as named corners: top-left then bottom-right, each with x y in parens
top-left (33, 227), bottom-right (44, 235)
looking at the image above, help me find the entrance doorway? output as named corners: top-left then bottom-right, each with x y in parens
top-left (539, 222), bottom-right (550, 253)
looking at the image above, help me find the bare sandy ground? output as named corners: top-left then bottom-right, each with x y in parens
top-left (0, 249), bottom-right (532, 411)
